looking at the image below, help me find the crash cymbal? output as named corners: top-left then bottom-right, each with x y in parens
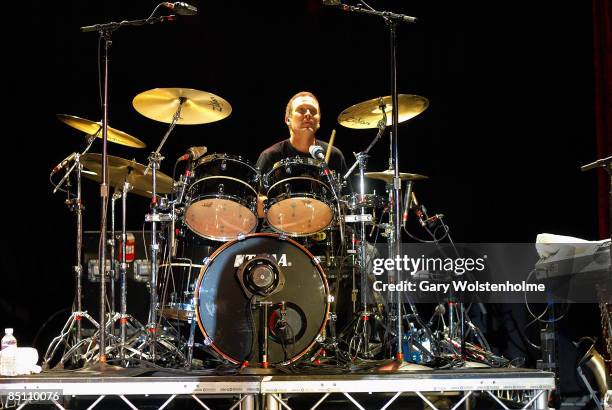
top-left (365, 169), bottom-right (429, 183)
top-left (57, 114), bottom-right (146, 148)
top-left (80, 153), bottom-right (174, 197)
top-left (132, 88), bottom-right (232, 125)
top-left (338, 94), bottom-right (429, 129)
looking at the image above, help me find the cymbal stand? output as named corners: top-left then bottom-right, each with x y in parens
top-left (44, 135), bottom-right (98, 369)
top-left (95, 177), bottom-right (150, 366)
top-left (142, 98), bottom-right (186, 362)
top-left (119, 180), bottom-right (134, 362)
top-left (342, 112), bottom-right (387, 358)
top-left (109, 190), bottom-right (121, 320)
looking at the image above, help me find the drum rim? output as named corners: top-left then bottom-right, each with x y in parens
top-left (184, 208), bottom-right (258, 242)
top-left (184, 184), bottom-right (259, 241)
top-left (264, 175), bottom-right (331, 193)
top-left (189, 175), bottom-right (259, 196)
top-left (265, 194), bottom-right (335, 237)
top-left (193, 232), bottom-right (331, 365)
top-left (269, 155), bottom-right (323, 171)
top-left (196, 152), bottom-right (260, 174)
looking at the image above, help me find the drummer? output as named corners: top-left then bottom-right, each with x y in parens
top-left (256, 91), bottom-right (349, 216)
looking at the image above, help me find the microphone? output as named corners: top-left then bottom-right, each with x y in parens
top-left (424, 214), bottom-right (445, 229)
top-left (50, 152), bottom-right (77, 175)
top-left (402, 190), bottom-right (416, 224)
top-left (162, 2), bottom-right (198, 16)
top-left (177, 146), bottom-right (207, 162)
top-left (427, 303), bottom-right (446, 327)
top-left (414, 202), bottom-right (430, 228)
top-left (308, 145), bottom-right (326, 162)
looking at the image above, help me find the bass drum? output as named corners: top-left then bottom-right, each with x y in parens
top-left (195, 233), bottom-right (330, 365)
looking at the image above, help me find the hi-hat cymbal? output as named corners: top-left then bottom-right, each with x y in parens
top-left (132, 88), bottom-right (232, 125)
top-left (338, 94), bottom-right (429, 129)
top-left (365, 169), bottom-right (429, 183)
top-left (80, 153), bottom-right (174, 197)
top-left (57, 114), bottom-right (146, 148)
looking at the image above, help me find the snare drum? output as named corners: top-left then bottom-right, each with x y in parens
top-left (184, 154), bottom-right (260, 241)
top-left (264, 157), bottom-right (334, 236)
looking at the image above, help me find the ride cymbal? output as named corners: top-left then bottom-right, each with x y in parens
top-left (80, 153), bottom-right (174, 197)
top-left (57, 114), bottom-right (146, 148)
top-left (132, 88), bottom-right (232, 125)
top-left (365, 169), bottom-right (429, 183)
top-left (338, 94), bottom-right (429, 129)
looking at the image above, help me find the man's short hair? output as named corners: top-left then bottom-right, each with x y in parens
top-left (285, 91), bottom-right (319, 121)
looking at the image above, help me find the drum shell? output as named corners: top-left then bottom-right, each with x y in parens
top-left (158, 230), bottom-right (217, 322)
top-left (185, 154), bottom-right (260, 241)
top-left (194, 233), bottom-right (330, 365)
top-left (264, 157), bottom-right (335, 236)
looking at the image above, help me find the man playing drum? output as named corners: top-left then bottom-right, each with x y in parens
top-left (256, 92), bottom-right (349, 228)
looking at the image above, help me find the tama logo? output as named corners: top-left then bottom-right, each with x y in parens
top-left (233, 254), bottom-right (291, 267)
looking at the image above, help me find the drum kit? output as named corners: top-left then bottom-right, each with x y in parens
top-left (43, 86), bottom-right (439, 370)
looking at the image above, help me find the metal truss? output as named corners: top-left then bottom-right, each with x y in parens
top-left (0, 369), bottom-right (554, 410)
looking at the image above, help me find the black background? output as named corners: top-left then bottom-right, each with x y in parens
top-left (0, 0), bottom-right (605, 393)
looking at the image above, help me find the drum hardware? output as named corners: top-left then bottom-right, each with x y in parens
top-left (335, 2), bottom-right (426, 360)
top-left (67, 9), bottom-right (190, 368)
top-left (340, 101), bottom-right (388, 358)
top-left (255, 300), bottom-right (274, 368)
top-left (44, 133), bottom-right (101, 369)
top-left (129, 87), bottom-right (232, 363)
top-left (237, 255), bottom-right (286, 298)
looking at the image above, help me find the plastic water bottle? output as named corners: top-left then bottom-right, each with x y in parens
top-left (0, 328), bottom-right (18, 376)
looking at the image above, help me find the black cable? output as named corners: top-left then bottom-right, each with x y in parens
top-left (32, 308), bottom-right (72, 352)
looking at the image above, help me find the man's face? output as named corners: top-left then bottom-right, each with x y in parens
top-left (287, 95), bottom-right (320, 133)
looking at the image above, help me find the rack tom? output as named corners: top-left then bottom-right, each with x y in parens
top-left (264, 157), bottom-right (334, 236)
top-left (184, 154), bottom-right (259, 241)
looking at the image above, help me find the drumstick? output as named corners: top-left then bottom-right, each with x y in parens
top-left (325, 129), bottom-right (336, 163)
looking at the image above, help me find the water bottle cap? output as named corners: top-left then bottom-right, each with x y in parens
top-left (4, 328), bottom-right (13, 335)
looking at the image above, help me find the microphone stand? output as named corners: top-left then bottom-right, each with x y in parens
top-left (80, 9), bottom-right (176, 367)
top-left (338, 2), bottom-right (417, 360)
top-left (581, 156), bottom-right (612, 271)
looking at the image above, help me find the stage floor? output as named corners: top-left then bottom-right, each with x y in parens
top-left (0, 367), bottom-right (554, 409)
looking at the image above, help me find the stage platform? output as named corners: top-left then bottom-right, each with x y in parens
top-left (0, 367), bottom-right (554, 409)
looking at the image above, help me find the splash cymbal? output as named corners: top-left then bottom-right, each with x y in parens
top-left (132, 88), bottom-right (232, 125)
top-left (57, 114), bottom-right (146, 148)
top-left (338, 94), bottom-right (429, 129)
top-left (80, 153), bottom-right (174, 197)
top-left (365, 169), bottom-right (429, 183)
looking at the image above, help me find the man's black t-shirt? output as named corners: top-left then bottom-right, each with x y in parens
top-left (256, 139), bottom-right (348, 177)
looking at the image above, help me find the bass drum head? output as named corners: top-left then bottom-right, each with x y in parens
top-left (195, 234), bottom-right (329, 365)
